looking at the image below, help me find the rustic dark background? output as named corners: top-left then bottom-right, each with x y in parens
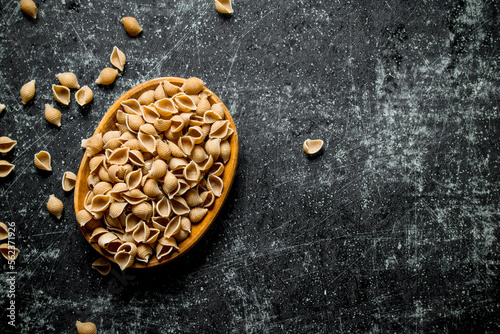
top-left (0, 0), bottom-right (499, 333)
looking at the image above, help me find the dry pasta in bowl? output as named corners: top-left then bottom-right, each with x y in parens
top-left (74, 77), bottom-right (238, 269)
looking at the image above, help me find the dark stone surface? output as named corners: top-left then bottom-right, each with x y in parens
top-left (0, 0), bottom-right (499, 333)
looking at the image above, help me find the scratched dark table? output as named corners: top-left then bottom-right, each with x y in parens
top-left (0, 0), bottom-right (498, 333)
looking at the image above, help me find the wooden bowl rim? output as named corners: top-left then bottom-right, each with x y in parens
top-left (74, 77), bottom-right (239, 268)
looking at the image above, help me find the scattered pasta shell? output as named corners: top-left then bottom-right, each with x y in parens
top-left (75, 321), bottom-right (97, 334)
top-left (0, 103), bottom-right (5, 114)
top-left (20, 0), bottom-right (37, 19)
top-left (34, 150), bottom-right (52, 171)
top-left (110, 46), bottom-right (126, 71)
top-left (215, 0), bottom-right (233, 14)
top-left (0, 136), bottom-right (17, 155)
top-left (1, 160), bottom-right (16, 177)
top-left (303, 139), bottom-right (324, 155)
top-left (181, 77), bottom-right (205, 95)
top-left (52, 84), bottom-right (70, 105)
top-left (92, 258), bottom-right (111, 276)
top-left (121, 16), bottom-right (142, 36)
top-left (75, 85), bottom-right (94, 106)
top-left (56, 72), bottom-right (80, 89)
top-left (47, 194), bottom-right (64, 219)
top-left (44, 104), bottom-right (62, 127)
top-left (96, 67), bottom-right (119, 85)
top-left (20, 80), bottom-right (36, 104)
top-left (62, 171), bottom-right (77, 191)
top-left (0, 243), bottom-right (19, 261)
top-left (115, 250), bottom-right (134, 270)
top-left (0, 223), bottom-right (8, 240)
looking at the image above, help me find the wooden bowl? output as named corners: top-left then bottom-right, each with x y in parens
top-left (74, 77), bottom-right (238, 268)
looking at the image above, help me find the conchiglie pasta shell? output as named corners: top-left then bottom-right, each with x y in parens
top-left (121, 99), bottom-right (143, 115)
top-left (85, 134), bottom-right (103, 158)
top-left (89, 155), bottom-right (104, 174)
top-left (136, 243), bottom-right (153, 263)
top-left (117, 242), bottom-right (138, 258)
top-left (181, 77), bottom-right (205, 95)
top-left (56, 72), bottom-right (80, 89)
top-left (138, 132), bottom-right (156, 153)
top-left (0, 136), bottom-right (17, 155)
top-left (219, 140), bottom-right (231, 163)
top-left (186, 126), bottom-right (205, 144)
top-left (153, 83), bottom-right (166, 100)
top-left (215, 0), bottom-right (234, 14)
top-left (109, 201), bottom-right (128, 219)
top-left (207, 174), bottom-right (223, 197)
top-left (90, 194), bottom-right (112, 212)
top-left (200, 190), bottom-right (215, 207)
top-left (0, 243), bottom-right (19, 261)
top-left (173, 93), bottom-right (197, 112)
top-left (164, 216), bottom-right (181, 238)
top-left (102, 130), bottom-right (121, 144)
top-left (122, 189), bottom-right (147, 205)
top-left (142, 104), bottom-right (160, 124)
top-left (0, 222), bottom-right (8, 240)
top-left (170, 196), bottom-right (190, 215)
top-left (303, 139), bottom-right (324, 155)
top-left (75, 85), bottom-right (94, 106)
top-left (152, 216), bottom-right (170, 231)
top-left (0, 160), bottom-right (15, 177)
top-left (20, 0), bottom-right (38, 19)
top-left (132, 221), bottom-right (150, 243)
top-left (47, 194), bottom-right (64, 219)
top-left (126, 114), bottom-right (145, 132)
top-left (110, 46), bottom-right (126, 72)
top-left (92, 258), bottom-right (111, 276)
top-left (185, 188), bottom-right (203, 207)
top-left (121, 16), bottom-right (143, 36)
top-left (148, 159), bottom-right (167, 179)
top-left (153, 118), bottom-right (171, 133)
top-left (143, 178), bottom-right (162, 197)
top-left (108, 147), bottom-right (129, 165)
top-left (128, 149), bottom-right (145, 166)
top-left (20, 80), bottom-right (36, 104)
top-left (209, 120), bottom-right (230, 139)
top-left (44, 103), bottom-right (62, 126)
top-left (189, 207), bottom-right (208, 223)
top-left (138, 89), bottom-right (155, 105)
top-left (196, 96), bottom-right (211, 116)
top-left (62, 171), bottom-right (77, 191)
top-left (93, 181), bottom-right (112, 195)
top-left (52, 84), bottom-right (71, 105)
top-left (155, 196), bottom-right (171, 218)
top-left (178, 136), bottom-right (195, 156)
top-left (96, 67), bottom-right (119, 85)
top-left (205, 138), bottom-right (221, 161)
top-left (154, 98), bottom-right (177, 117)
top-left (190, 145), bottom-right (208, 163)
top-left (34, 150), bottom-right (52, 171)
top-left (162, 80), bottom-right (181, 96)
top-left (183, 160), bottom-right (200, 182)
top-left (162, 171), bottom-right (178, 195)
top-left (139, 123), bottom-right (157, 136)
top-left (114, 251), bottom-right (135, 270)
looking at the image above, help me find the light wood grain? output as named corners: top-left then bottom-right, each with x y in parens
top-left (74, 77), bottom-right (239, 268)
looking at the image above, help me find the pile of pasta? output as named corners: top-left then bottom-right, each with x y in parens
top-left (76, 77), bottom-right (233, 270)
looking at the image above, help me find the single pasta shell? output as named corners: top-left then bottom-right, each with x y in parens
top-left (76, 209), bottom-right (93, 227)
top-left (153, 118), bottom-right (171, 133)
top-left (93, 181), bottom-right (112, 195)
top-left (143, 178), bottom-right (162, 197)
top-left (84, 134), bottom-right (103, 158)
top-left (91, 258), bottom-right (111, 276)
top-left (0, 136), bottom-right (17, 155)
top-left (207, 174), bottom-right (223, 197)
top-left (34, 150), bottom-right (52, 171)
top-left (110, 46), bottom-right (126, 71)
top-left (132, 221), bottom-right (150, 244)
top-left (20, 0), bottom-right (37, 19)
top-left (189, 207), bottom-right (208, 223)
top-left (47, 194), bottom-right (64, 219)
top-left (121, 99), bottom-right (143, 115)
top-left (155, 197), bottom-right (171, 218)
top-left (183, 160), bottom-right (200, 182)
top-left (75, 321), bottom-right (97, 334)
top-left (171, 196), bottom-right (190, 216)
top-left (56, 72), bottom-right (80, 89)
top-left (96, 67), bottom-right (119, 85)
top-left (138, 132), bottom-right (156, 153)
top-left (142, 105), bottom-right (160, 124)
top-left (181, 77), bottom-right (205, 95)
top-left (61, 171), bottom-right (77, 191)
top-left (153, 83), bottom-right (165, 100)
top-left (303, 139), bottom-right (324, 155)
top-left (148, 159), bottom-right (167, 179)
top-left (136, 243), bottom-right (153, 263)
top-left (162, 80), bottom-right (181, 96)
top-left (117, 242), bottom-right (138, 258)
top-left (108, 202), bottom-right (128, 219)
top-left (196, 96), bottom-right (211, 116)
top-left (0, 243), bottom-right (19, 261)
top-left (90, 194), bottom-right (112, 212)
top-left (139, 123), bottom-right (157, 136)
top-left (52, 84), bottom-right (70, 105)
top-left (44, 104), bottom-right (62, 127)
top-left (0, 103), bottom-right (5, 114)
top-left (162, 171), bottom-right (178, 195)
top-left (20, 80), bottom-right (36, 104)
top-left (215, 0), bottom-right (234, 14)
top-left (220, 140), bottom-right (231, 163)
top-left (173, 93), bottom-right (197, 112)
top-left (121, 16), bottom-right (143, 36)
top-left (0, 222), bottom-right (8, 240)
top-left (156, 140), bottom-right (171, 160)
top-left (131, 202), bottom-right (153, 221)
top-left (75, 85), bottom-right (94, 106)
top-left (138, 90), bottom-right (155, 105)
top-left (205, 138), bottom-right (221, 161)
